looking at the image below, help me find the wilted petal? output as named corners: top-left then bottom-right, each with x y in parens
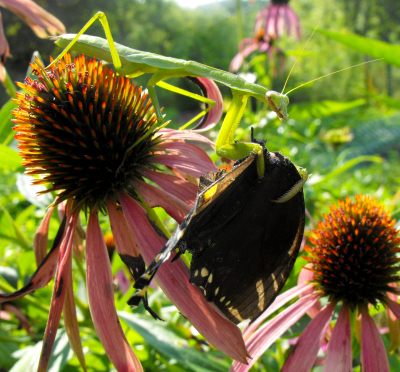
top-left (0, 216), bottom-right (66, 304)
top-left (139, 168), bottom-right (197, 206)
top-left (63, 261), bottom-right (87, 372)
top-left (243, 282), bottom-right (313, 340)
top-left (229, 52), bottom-right (245, 73)
top-left (230, 293), bottom-right (320, 372)
top-left (37, 210), bottom-right (78, 372)
top-left (3, 303), bottom-right (32, 333)
top-left (323, 303), bottom-right (352, 372)
top-left (153, 154), bottom-right (217, 178)
top-left (132, 179), bottom-right (190, 223)
top-left (386, 285), bottom-right (400, 352)
top-left (361, 306), bottom-right (389, 372)
top-left (189, 77), bottom-right (223, 131)
top-left (281, 301), bottom-right (335, 372)
top-left (1, 0), bottom-right (65, 38)
top-left (119, 191), bottom-right (249, 363)
top-left (33, 206), bottom-right (54, 266)
top-left (86, 209), bottom-right (143, 372)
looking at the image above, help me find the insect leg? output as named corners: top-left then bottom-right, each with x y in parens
top-left (215, 90), bottom-right (265, 178)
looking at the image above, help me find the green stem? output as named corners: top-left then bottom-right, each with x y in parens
top-left (1, 68), bottom-right (17, 97)
top-left (236, 0), bottom-right (243, 44)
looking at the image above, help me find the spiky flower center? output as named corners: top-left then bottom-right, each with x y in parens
top-left (305, 195), bottom-right (400, 307)
top-left (12, 54), bottom-right (160, 210)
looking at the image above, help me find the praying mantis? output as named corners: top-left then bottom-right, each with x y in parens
top-left (48, 12), bottom-right (376, 196)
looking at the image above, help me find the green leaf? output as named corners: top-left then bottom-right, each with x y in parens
top-left (308, 155), bottom-right (383, 185)
top-left (0, 99), bottom-right (18, 140)
top-left (119, 312), bottom-right (230, 372)
top-left (0, 145), bottom-right (23, 172)
top-left (289, 99), bottom-right (366, 120)
top-left (10, 330), bottom-right (72, 372)
top-left (316, 29), bottom-right (400, 67)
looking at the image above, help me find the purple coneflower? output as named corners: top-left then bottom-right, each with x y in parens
top-left (232, 195), bottom-right (400, 372)
top-left (230, 0), bottom-right (299, 73)
top-left (3, 53), bottom-right (249, 371)
top-left (0, 0), bottom-right (66, 82)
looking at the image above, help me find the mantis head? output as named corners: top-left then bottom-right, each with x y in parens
top-left (265, 91), bottom-right (289, 121)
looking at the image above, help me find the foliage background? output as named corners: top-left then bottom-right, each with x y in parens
top-left (1, 0), bottom-right (400, 371)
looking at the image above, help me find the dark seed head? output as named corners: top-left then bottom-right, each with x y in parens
top-left (304, 195), bottom-right (400, 308)
top-left (12, 54), bottom-right (161, 212)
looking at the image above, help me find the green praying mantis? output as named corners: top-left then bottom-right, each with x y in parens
top-left (47, 11), bottom-right (378, 200)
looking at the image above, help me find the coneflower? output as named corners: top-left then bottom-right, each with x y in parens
top-left (2, 53), bottom-right (248, 372)
top-left (231, 195), bottom-right (400, 372)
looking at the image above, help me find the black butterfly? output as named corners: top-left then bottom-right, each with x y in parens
top-left (129, 146), bottom-right (306, 324)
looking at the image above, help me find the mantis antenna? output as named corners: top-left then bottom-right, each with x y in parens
top-left (285, 58), bottom-right (384, 95)
top-left (281, 25), bottom-right (319, 94)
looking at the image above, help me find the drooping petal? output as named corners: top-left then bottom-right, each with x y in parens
top-left (139, 168), bottom-right (197, 206)
top-left (386, 285), bottom-right (400, 352)
top-left (0, 216), bottom-right (66, 304)
top-left (189, 77), bottom-right (223, 131)
top-left (153, 154), bottom-right (217, 178)
top-left (361, 306), bottom-right (390, 372)
top-left (131, 179), bottom-right (190, 223)
top-left (298, 267), bottom-right (323, 319)
top-left (119, 191), bottom-right (249, 363)
top-left (0, 12), bottom-right (9, 82)
top-left (230, 293), bottom-right (320, 372)
top-left (37, 210), bottom-right (78, 372)
top-left (323, 303), bottom-right (352, 372)
top-left (159, 128), bottom-right (215, 148)
top-left (0, 0), bottom-right (65, 38)
top-left (33, 206), bottom-right (54, 266)
top-left (63, 260), bottom-right (87, 372)
top-left (2, 303), bottom-right (32, 333)
top-left (156, 141), bottom-right (216, 167)
top-left (242, 282), bottom-right (313, 340)
top-left (107, 199), bottom-right (145, 282)
top-left (86, 209), bottom-right (143, 372)
top-left (281, 301), bottom-right (336, 372)
top-left (386, 298), bottom-right (400, 320)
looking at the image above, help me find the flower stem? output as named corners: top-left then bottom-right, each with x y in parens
top-left (1, 68), bottom-right (17, 97)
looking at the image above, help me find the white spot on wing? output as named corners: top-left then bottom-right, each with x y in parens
top-left (201, 267), bottom-right (209, 277)
top-left (256, 279), bottom-right (265, 311)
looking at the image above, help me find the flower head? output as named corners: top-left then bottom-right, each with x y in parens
top-left (4, 53), bottom-right (248, 371)
top-left (231, 195), bottom-right (400, 372)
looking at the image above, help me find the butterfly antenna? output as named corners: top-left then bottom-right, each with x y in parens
top-left (285, 59), bottom-right (384, 95)
top-left (281, 25), bottom-right (319, 94)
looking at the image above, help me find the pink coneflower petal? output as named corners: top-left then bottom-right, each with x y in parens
top-left (2, 303), bottom-right (32, 333)
top-left (132, 179), bottom-right (190, 223)
top-left (231, 293), bottom-right (320, 372)
top-left (139, 168), bottom-right (197, 206)
top-left (385, 298), bottom-right (400, 320)
top-left (323, 303), bottom-right (352, 372)
top-left (298, 267), bottom-right (322, 318)
top-left (386, 287), bottom-right (400, 352)
top-left (86, 209), bottom-right (143, 372)
top-left (156, 141), bottom-right (216, 167)
top-left (159, 128), bottom-right (215, 147)
top-left (1, 0), bottom-right (65, 38)
top-left (153, 154), bottom-right (217, 178)
top-left (118, 191), bottom-right (249, 363)
top-left (286, 6), bottom-right (300, 39)
top-left (361, 306), bottom-right (390, 372)
top-left (191, 77), bottom-right (223, 131)
top-left (281, 301), bottom-right (336, 372)
top-left (115, 269), bottom-right (131, 295)
top-left (37, 210), bottom-right (77, 372)
top-left (33, 206), bottom-right (54, 266)
top-left (242, 282), bottom-right (313, 340)
top-left (230, 53), bottom-right (245, 73)
top-left (0, 12), bottom-right (9, 82)
top-left (0, 217), bottom-right (66, 303)
top-left (63, 263), bottom-right (87, 372)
